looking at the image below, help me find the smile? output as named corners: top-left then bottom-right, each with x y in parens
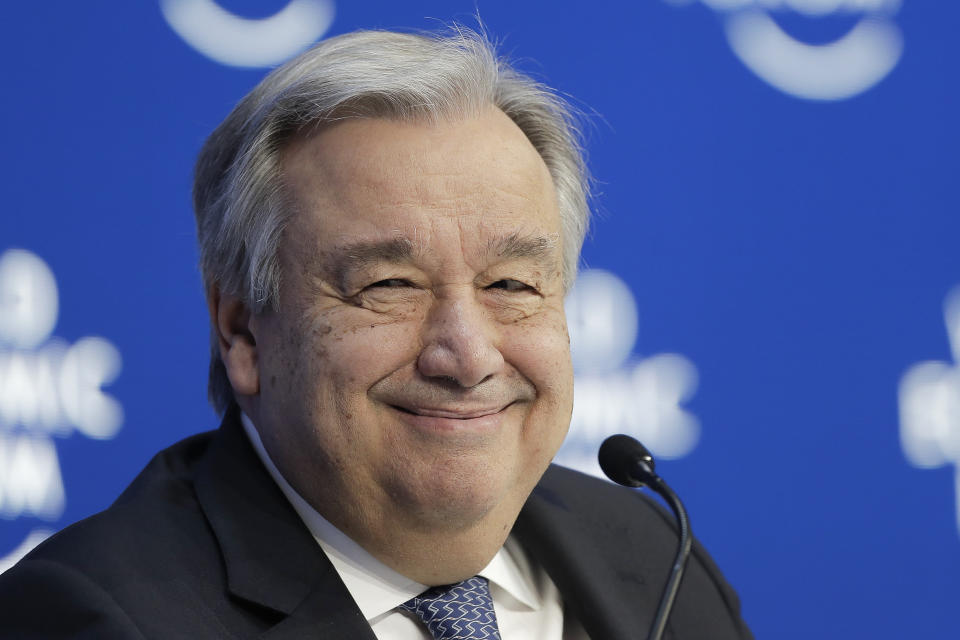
top-left (387, 402), bottom-right (512, 434)
top-left (389, 404), bottom-right (507, 419)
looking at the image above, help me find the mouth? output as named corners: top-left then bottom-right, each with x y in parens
top-left (386, 401), bottom-right (514, 434)
top-left (388, 403), bottom-right (510, 419)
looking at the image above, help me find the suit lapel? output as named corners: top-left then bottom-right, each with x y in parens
top-left (193, 408), bottom-right (376, 640)
top-left (513, 465), bottom-right (662, 640)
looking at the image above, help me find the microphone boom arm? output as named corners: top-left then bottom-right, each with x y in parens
top-left (641, 469), bottom-right (692, 640)
top-left (599, 435), bottom-right (693, 640)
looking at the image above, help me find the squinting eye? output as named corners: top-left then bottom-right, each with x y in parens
top-left (367, 278), bottom-right (411, 289)
top-left (488, 279), bottom-right (534, 292)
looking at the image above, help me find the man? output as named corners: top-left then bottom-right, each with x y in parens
top-left (0, 27), bottom-right (751, 639)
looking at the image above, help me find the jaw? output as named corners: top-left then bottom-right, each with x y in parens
top-left (318, 414), bottom-right (550, 584)
top-left (357, 465), bottom-right (539, 585)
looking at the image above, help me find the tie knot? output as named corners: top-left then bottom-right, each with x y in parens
top-left (399, 575), bottom-right (502, 640)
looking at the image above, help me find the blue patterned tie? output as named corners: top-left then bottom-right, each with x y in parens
top-left (399, 575), bottom-right (502, 640)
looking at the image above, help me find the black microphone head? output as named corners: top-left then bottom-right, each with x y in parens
top-left (599, 434), bottom-right (656, 488)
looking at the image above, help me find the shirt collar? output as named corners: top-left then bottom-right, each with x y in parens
top-left (482, 536), bottom-right (541, 611)
top-left (240, 412), bottom-right (541, 620)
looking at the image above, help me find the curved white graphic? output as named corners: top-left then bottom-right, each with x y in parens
top-left (667, 0), bottom-right (900, 14)
top-left (557, 269), bottom-right (700, 479)
top-left (566, 269), bottom-right (639, 374)
top-left (899, 285), bottom-right (960, 538)
top-left (0, 250), bottom-right (58, 351)
top-left (725, 11), bottom-right (902, 100)
top-left (160, 0), bottom-right (335, 68)
top-left (664, 0), bottom-right (904, 101)
top-left (0, 248), bottom-right (123, 573)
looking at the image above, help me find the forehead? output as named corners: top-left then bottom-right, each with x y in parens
top-left (279, 109), bottom-right (561, 254)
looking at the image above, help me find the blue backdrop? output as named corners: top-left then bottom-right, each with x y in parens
top-left (2, 1), bottom-right (958, 637)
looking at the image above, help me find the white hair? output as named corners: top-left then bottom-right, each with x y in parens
top-left (194, 26), bottom-right (592, 413)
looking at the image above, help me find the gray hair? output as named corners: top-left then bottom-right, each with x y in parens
top-left (194, 26), bottom-right (592, 414)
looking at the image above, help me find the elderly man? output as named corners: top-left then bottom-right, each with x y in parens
top-left (0, 27), bottom-right (751, 639)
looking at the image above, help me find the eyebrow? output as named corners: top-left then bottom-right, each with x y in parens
top-left (490, 232), bottom-right (561, 264)
top-left (322, 237), bottom-right (416, 291)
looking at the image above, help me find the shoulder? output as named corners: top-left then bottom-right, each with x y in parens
top-left (0, 430), bottom-right (228, 638)
top-left (535, 463), bottom-right (679, 536)
top-left (527, 464), bottom-right (754, 639)
top-left (22, 429), bottom-right (217, 570)
top-left (0, 557), bottom-right (147, 638)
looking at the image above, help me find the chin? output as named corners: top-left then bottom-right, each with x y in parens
top-left (386, 461), bottom-right (518, 531)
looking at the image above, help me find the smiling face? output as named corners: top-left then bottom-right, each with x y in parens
top-left (231, 107), bottom-right (573, 581)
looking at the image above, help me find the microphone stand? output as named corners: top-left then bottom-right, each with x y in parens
top-left (600, 435), bottom-right (693, 640)
top-left (639, 468), bottom-right (692, 640)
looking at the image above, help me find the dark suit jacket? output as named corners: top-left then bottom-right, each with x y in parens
top-left (0, 409), bottom-right (752, 639)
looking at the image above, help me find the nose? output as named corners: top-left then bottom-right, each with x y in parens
top-left (416, 290), bottom-right (504, 388)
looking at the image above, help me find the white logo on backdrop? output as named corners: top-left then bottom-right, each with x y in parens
top-left (556, 269), bottom-right (700, 478)
top-left (663, 0), bottom-right (903, 100)
top-left (0, 249), bottom-right (123, 573)
top-left (160, 0), bottom-right (335, 67)
top-left (899, 285), bottom-right (960, 539)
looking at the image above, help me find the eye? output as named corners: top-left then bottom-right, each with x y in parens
top-left (488, 279), bottom-right (535, 293)
top-left (367, 278), bottom-right (412, 289)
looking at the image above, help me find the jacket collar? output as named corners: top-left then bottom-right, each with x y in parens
top-left (513, 465), bottom-right (660, 640)
top-left (193, 406), bottom-right (376, 640)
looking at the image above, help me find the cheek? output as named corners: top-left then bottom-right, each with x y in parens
top-left (503, 315), bottom-right (573, 442)
top-left (315, 315), bottom-right (423, 393)
top-left (504, 313), bottom-right (574, 402)
top-left (503, 315), bottom-right (573, 470)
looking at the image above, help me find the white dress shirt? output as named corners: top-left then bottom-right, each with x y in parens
top-left (240, 413), bottom-right (587, 639)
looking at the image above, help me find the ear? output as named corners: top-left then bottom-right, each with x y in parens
top-left (209, 287), bottom-right (259, 397)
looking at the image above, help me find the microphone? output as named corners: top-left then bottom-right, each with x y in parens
top-left (598, 435), bottom-right (693, 640)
